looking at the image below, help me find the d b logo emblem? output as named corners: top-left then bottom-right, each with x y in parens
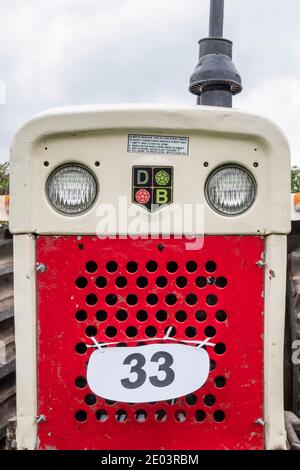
top-left (132, 166), bottom-right (173, 212)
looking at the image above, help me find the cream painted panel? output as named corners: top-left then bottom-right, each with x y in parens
top-left (10, 105), bottom-right (290, 235)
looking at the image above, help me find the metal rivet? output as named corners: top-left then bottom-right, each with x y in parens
top-left (36, 263), bottom-right (47, 273)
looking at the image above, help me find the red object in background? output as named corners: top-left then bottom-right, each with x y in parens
top-left (37, 235), bottom-right (264, 450)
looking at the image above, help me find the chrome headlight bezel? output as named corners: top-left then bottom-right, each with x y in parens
top-left (46, 163), bottom-right (98, 216)
top-left (205, 164), bottom-right (257, 217)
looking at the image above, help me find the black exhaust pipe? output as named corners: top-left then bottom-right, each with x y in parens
top-left (189, 0), bottom-right (242, 108)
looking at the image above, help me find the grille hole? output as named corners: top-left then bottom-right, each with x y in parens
top-left (115, 410), bottom-right (127, 422)
top-left (145, 326), bottom-right (157, 338)
top-left (105, 400), bottom-right (116, 406)
top-left (106, 261), bottom-right (118, 273)
top-left (75, 376), bottom-right (87, 389)
top-left (185, 327), bottom-right (197, 338)
top-left (214, 410), bottom-right (225, 422)
top-left (206, 294), bottom-right (218, 306)
top-left (86, 326), bottom-right (97, 337)
top-left (147, 260), bottom-right (158, 272)
top-left (147, 294), bottom-right (158, 305)
top-left (216, 277), bottom-right (228, 288)
top-left (117, 343), bottom-right (128, 347)
top-left (106, 326), bottom-right (117, 338)
top-left (156, 310), bottom-right (168, 322)
top-left (214, 343), bottom-right (226, 355)
top-left (76, 310), bottom-right (87, 322)
top-left (116, 276), bottom-right (127, 288)
top-left (156, 276), bottom-right (168, 288)
top-left (206, 261), bottom-right (217, 273)
top-left (127, 261), bottom-right (138, 273)
top-left (126, 326), bottom-right (138, 338)
top-left (204, 394), bottom-right (216, 407)
top-left (116, 309), bottom-right (128, 322)
top-left (204, 326), bottom-right (217, 338)
top-left (185, 394), bottom-right (197, 406)
top-left (85, 394), bottom-right (97, 406)
top-left (166, 294), bottom-right (177, 306)
top-left (155, 410), bottom-right (167, 422)
top-left (106, 294), bottom-right (118, 306)
top-left (186, 261), bottom-right (197, 273)
top-left (96, 410), bottom-right (108, 422)
top-left (196, 277), bottom-right (207, 288)
top-left (86, 261), bottom-right (98, 273)
top-left (76, 277), bottom-right (88, 289)
top-left (216, 310), bottom-right (227, 322)
top-left (75, 410), bottom-right (87, 423)
top-left (195, 410), bottom-right (206, 422)
top-left (215, 376), bottom-right (226, 388)
top-left (210, 359), bottom-right (217, 371)
top-left (96, 310), bottom-right (107, 322)
top-left (96, 277), bottom-right (107, 289)
top-left (175, 411), bottom-right (186, 422)
top-left (176, 276), bottom-right (188, 288)
top-left (78, 244), bottom-right (84, 250)
top-left (137, 310), bottom-right (148, 322)
top-left (75, 343), bottom-right (87, 355)
top-left (175, 311), bottom-right (187, 323)
top-left (167, 261), bottom-right (178, 273)
top-left (127, 294), bottom-right (138, 306)
top-left (164, 326), bottom-right (176, 337)
top-left (86, 294), bottom-right (98, 306)
top-left (186, 294), bottom-right (198, 306)
top-left (135, 410), bottom-right (147, 422)
top-left (137, 277), bottom-right (148, 288)
top-left (196, 310), bottom-right (207, 322)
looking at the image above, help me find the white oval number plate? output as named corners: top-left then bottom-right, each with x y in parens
top-left (87, 344), bottom-right (210, 403)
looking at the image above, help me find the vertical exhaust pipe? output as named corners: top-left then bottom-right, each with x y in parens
top-left (189, 0), bottom-right (242, 108)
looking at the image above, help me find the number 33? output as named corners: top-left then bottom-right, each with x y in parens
top-left (121, 352), bottom-right (175, 390)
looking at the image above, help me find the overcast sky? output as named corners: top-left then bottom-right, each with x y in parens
top-left (1, 0), bottom-right (300, 164)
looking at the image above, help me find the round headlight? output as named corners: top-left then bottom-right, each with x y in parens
top-left (46, 164), bottom-right (98, 215)
top-left (205, 165), bottom-right (256, 216)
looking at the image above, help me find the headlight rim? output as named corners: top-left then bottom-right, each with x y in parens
top-left (205, 164), bottom-right (257, 217)
top-left (46, 163), bottom-right (99, 217)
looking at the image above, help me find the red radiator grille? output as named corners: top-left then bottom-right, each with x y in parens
top-left (37, 235), bottom-right (264, 450)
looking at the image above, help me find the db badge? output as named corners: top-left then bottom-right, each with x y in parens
top-left (132, 166), bottom-right (173, 212)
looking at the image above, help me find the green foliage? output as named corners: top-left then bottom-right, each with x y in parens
top-left (0, 162), bottom-right (9, 196)
top-left (292, 166), bottom-right (300, 194)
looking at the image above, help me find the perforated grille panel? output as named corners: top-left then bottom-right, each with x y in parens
top-left (37, 236), bottom-right (264, 450)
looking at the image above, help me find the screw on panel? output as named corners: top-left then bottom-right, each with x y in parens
top-left (36, 263), bottom-right (47, 273)
top-left (35, 415), bottom-right (47, 424)
top-left (256, 259), bottom-right (266, 268)
top-left (255, 418), bottom-right (266, 426)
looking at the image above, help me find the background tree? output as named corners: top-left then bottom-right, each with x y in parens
top-left (291, 166), bottom-right (300, 193)
top-left (0, 162), bottom-right (9, 196)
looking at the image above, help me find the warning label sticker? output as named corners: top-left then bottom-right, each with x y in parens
top-left (128, 134), bottom-right (189, 156)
